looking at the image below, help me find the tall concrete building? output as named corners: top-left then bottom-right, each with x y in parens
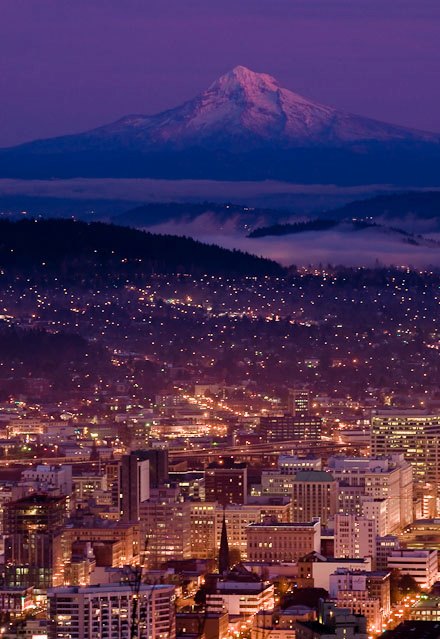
top-left (288, 388), bottom-right (311, 416)
top-left (327, 455), bottom-right (413, 533)
top-left (135, 447), bottom-right (169, 488)
top-left (48, 583), bottom-right (175, 639)
top-left (190, 502), bottom-right (217, 559)
top-left (371, 410), bottom-right (440, 494)
top-left (291, 470), bottom-right (337, 526)
top-left (334, 514), bottom-right (377, 563)
top-left (119, 452), bottom-right (150, 522)
top-left (139, 486), bottom-right (191, 568)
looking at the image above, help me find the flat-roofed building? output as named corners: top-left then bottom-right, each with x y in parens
top-left (387, 549), bottom-right (438, 589)
top-left (329, 569), bottom-right (391, 634)
top-left (410, 595), bottom-right (440, 621)
top-left (260, 415), bottom-right (321, 443)
top-left (334, 514), bottom-right (377, 563)
top-left (205, 460), bottom-right (248, 506)
top-left (291, 471), bottom-right (337, 526)
top-left (247, 520), bottom-right (321, 563)
top-left (297, 552), bottom-right (372, 591)
top-left (206, 566), bottom-right (274, 620)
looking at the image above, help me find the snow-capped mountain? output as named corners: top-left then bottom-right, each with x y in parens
top-left (1, 66), bottom-right (440, 183)
top-left (12, 66), bottom-right (440, 152)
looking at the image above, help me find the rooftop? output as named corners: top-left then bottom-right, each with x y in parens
top-left (294, 470), bottom-right (335, 482)
top-left (249, 521), bottom-right (320, 529)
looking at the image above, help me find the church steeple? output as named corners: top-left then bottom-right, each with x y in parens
top-left (218, 510), bottom-right (230, 575)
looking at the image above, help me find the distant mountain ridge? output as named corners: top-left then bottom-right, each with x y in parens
top-left (322, 191), bottom-right (440, 223)
top-left (110, 201), bottom-right (288, 229)
top-left (1, 66), bottom-right (440, 183)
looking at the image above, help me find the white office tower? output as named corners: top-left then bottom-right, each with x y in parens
top-left (334, 514), bottom-right (377, 563)
top-left (327, 455), bottom-right (413, 533)
top-left (48, 583), bottom-right (175, 639)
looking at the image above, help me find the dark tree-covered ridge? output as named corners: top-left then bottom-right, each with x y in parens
top-left (0, 218), bottom-right (284, 281)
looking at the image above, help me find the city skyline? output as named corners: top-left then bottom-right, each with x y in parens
top-left (1, 3), bottom-right (440, 638)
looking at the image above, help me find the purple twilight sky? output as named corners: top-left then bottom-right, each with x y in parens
top-left (1, 0), bottom-right (439, 147)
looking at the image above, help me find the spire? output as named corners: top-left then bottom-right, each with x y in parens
top-left (90, 439), bottom-right (100, 462)
top-left (218, 510), bottom-right (230, 575)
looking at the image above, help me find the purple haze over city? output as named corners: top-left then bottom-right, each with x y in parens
top-left (1, 0), bottom-right (440, 147)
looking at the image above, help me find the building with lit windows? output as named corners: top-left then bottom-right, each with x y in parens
top-left (214, 500), bottom-right (292, 561)
top-left (334, 514), bottom-right (377, 563)
top-left (247, 520), bottom-right (321, 562)
top-left (259, 415), bottom-right (321, 443)
top-left (327, 454), bottom-right (413, 533)
top-left (255, 456), bottom-right (322, 498)
top-left (297, 553), bottom-right (372, 591)
top-left (329, 569), bottom-right (391, 633)
top-left (47, 583), bottom-right (175, 639)
top-left (3, 494), bottom-right (67, 591)
top-left (371, 410), bottom-right (440, 498)
top-left (139, 486), bottom-right (191, 568)
top-left (288, 388), bottom-right (311, 416)
top-left (291, 471), bottom-right (337, 526)
top-left (410, 595), bottom-right (440, 621)
top-left (375, 535), bottom-right (401, 571)
top-left (205, 460), bottom-right (248, 505)
top-left (118, 452), bottom-right (150, 523)
top-left (206, 565), bottom-right (274, 620)
top-left (387, 549), bottom-right (438, 589)
top-left (190, 501), bottom-right (217, 559)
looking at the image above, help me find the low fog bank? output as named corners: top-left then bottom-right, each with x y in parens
top-left (146, 217), bottom-right (440, 268)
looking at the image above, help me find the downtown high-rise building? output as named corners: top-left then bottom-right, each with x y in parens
top-left (371, 410), bottom-right (440, 489)
top-left (291, 470), bottom-right (338, 526)
top-left (287, 387), bottom-right (311, 416)
top-left (139, 486), bottom-right (191, 568)
top-left (327, 454), bottom-right (413, 533)
top-left (3, 494), bottom-right (67, 591)
top-left (118, 452), bottom-right (150, 522)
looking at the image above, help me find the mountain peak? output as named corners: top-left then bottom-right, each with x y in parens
top-left (208, 65), bottom-right (280, 96)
